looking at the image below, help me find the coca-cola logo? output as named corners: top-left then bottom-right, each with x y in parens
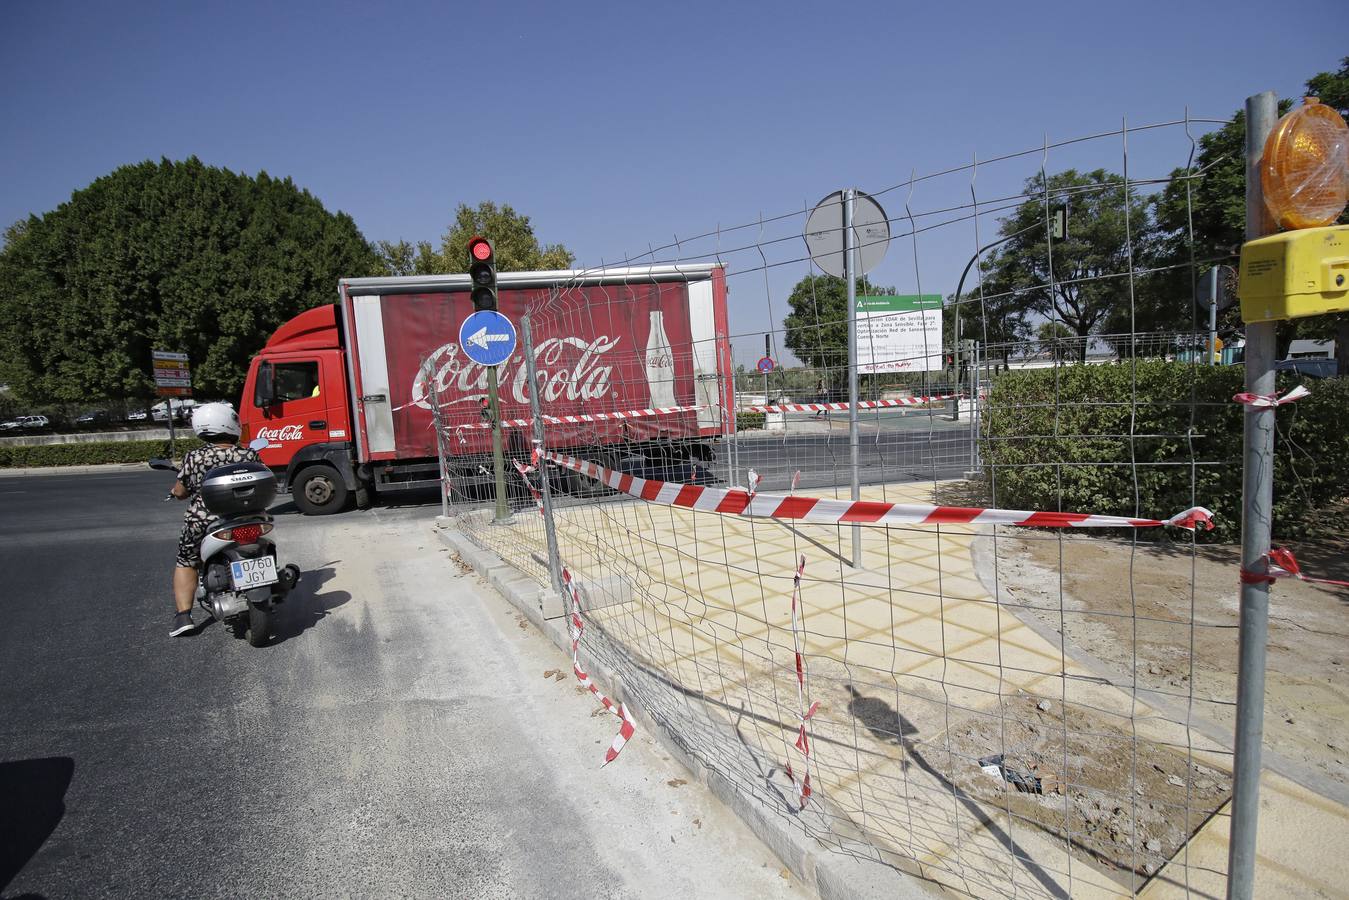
top-left (257, 425), bottom-right (304, 442)
top-left (410, 335), bottom-right (621, 410)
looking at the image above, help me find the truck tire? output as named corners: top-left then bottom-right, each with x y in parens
top-left (354, 483), bottom-right (372, 510)
top-left (292, 465), bottom-right (350, 516)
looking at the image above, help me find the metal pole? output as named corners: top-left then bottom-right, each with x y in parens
top-left (167, 401), bottom-right (176, 460)
top-left (952, 291), bottom-right (960, 421)
top-left (521, 316), bottom-right (565, 605)
top-left (845, 188), bottom-right (861, 567)
top-left (1227, 89), bottom-right (1278, 900)
top-left (428, 358), bottom-right (449, 519)
top-left (487, 366), bottom-right (509, 523)
top-left (763, 333), bottom-right (770, 409)
top-left (1209, 296), bottom-right (1219, 366)
top-left (970, 341), bottom-right (981, 474)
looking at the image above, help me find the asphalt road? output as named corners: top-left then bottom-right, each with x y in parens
top-left (0, 470), bottom-right (804, 899)
top-left (712, 422), bottom-right (973, 493)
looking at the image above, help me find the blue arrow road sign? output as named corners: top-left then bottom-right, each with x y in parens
top-left (459, 310), bottom-right (518, 367)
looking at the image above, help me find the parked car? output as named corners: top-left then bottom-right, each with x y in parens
top-left (1275, 357), bottom-right (1337, 379)
top-left (74, 409), bottom-right (112, 428)
top-left (127, 409), bottom-right (149, 422)
top-left (151, 399), bottom-right (196, 424)
top-left (17, 415), bottom-right (50, 430)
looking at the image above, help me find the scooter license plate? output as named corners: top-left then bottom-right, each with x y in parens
top-left (230, 557), bottom-right (278, 590)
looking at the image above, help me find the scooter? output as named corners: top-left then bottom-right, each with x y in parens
top-left (151, 443), bottom-right (300, 646)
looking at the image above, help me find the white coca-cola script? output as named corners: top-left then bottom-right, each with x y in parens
top-left (256, 425), bottom-right (304, 442)
top-left (410, 335), bottom-right (621, 410)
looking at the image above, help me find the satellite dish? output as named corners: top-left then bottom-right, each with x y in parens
top-left (804, 190), bottom-right (890, 278)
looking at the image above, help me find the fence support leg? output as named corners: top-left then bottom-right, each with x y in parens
top-left (1227, 89), bottom-right (1278, 900)
top-left (521, 315), bottom-right (567, 618)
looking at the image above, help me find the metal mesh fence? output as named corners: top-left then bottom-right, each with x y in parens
top-left (430, 114), bottom-right (1278, 898)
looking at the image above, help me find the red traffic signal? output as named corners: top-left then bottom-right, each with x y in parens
top-left (467, 236), bottom-right (497, 311)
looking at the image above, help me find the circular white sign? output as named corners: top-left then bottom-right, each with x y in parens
top-left (804, 190), bottom-right (890, 278)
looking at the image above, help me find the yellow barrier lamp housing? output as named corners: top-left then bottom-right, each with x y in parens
top-left (1238, 97), bottom-right (1349, 323)
top-left (1239, 225), bottom-right (1349, 323)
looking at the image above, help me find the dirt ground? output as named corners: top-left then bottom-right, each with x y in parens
top-left (984, 515), bottom-right (1349, 796)
top-left (943, 694), bottom-right (1230, 880)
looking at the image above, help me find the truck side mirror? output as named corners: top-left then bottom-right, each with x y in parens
top-left (254, 361), bottom-right (276, 408)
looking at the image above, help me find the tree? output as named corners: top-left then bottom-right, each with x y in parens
top-left (378, 201), bottom-right (574, 275)
top-left (1036, 320), bottom-right (1075, 355)
top-left (976, 169), bottom-right (1152, 360)
top-left (1150, 58), bottom-right (1349, 371)
top-left (782, 274), bottom-right (891, 378)
top-left (0, 157), bottom-right (379, 405)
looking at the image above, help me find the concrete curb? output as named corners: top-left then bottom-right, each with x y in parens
top-left (435, 519), bottom-right (938, 900)
top-left (0, 462), bottom-right (149, 477)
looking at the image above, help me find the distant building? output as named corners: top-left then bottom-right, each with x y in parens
top-left (1286, 339), bottom-right (1335, 359)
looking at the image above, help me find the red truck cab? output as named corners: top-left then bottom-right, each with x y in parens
top-left (239, 305), bottom-right (361, 514)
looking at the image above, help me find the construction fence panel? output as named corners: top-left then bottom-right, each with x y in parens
top-left (431, 113), bottom-right (1303, 899)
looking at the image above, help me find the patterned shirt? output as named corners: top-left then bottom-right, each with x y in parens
top-left (178, 444), bottom-right (261, 522)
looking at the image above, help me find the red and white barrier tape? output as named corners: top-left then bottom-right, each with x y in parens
top-left (1240, 547), bottom-right (1349, 588)
top-left (509, 461), bottom-right (636, 764)
top-left (738, 394), bottom-right (957, 414)
top-left (563, 567), bottom-right (637, 765)
top-left (445, 394), bottom-right (966, 437)
top-left (453, 404), bottom-right (706, 431)
top-left (542, 451), bottom-right (1215, 531)
top-left (783, 555), bottom-right (819, 808)
top-left (1233, 385), bottom-right (1311, 408)
top-left (512, 459), bottom-right (544, 515)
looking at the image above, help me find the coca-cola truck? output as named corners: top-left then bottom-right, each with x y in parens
top-left (238, 265), bottom-right (733, 514)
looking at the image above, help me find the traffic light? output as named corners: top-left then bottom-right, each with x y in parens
top-left (468, 236), bottom-right (497, 311)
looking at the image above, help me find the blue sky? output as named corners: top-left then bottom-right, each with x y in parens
top-left (2, 0), bottom-right (1344, 364)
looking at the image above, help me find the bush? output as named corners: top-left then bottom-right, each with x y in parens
top-left (981, 363), bottom-right (1349, 543)
top-left (0, 438), bottom-right (204, 468)
top-left (736, 412), bottom-right (767, 432)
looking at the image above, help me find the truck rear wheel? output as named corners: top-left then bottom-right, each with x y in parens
top-left (292, 465), bottom-right (349, 515)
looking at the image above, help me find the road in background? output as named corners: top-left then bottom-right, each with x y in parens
top-left (718, 417), bottom-right (972, 491)
top-left (0, 470), bottom-right (804, 899)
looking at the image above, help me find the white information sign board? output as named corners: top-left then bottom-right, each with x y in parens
top-left (856, 295), bottom-right (943, 373)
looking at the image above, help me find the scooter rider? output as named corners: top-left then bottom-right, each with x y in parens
top-left (168, 403), bottom-right (259, 636)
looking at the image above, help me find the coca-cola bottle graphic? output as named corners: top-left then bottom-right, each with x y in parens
top-left (645, 288), bottom-right (677, 409)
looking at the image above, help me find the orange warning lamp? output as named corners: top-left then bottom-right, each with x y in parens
top-left (1238, 98), bottom-right (1349, 323)
top-left (1260, 97), bottom-right (1348, 230)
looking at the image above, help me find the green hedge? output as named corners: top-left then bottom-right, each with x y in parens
top-left (981, 363), bottom-right (1349, 543)
top-left (736, 412), bottom-right (767, 432)
top-left (0, 438), bottom-right (204, 468)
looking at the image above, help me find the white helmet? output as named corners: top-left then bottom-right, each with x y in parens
top-left (191, 402), bottom-right (241, 441)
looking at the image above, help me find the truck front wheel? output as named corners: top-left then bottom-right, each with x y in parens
top-left (292, 465), bottom-right (350, 515)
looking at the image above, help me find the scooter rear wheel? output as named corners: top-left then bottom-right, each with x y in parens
top-left (246, 604), bottom-right (272, 647)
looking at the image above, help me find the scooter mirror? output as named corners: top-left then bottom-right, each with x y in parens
top-left (148, 458), bottom-right (177, 472)
top-left (248, 436), bottom-right (270, 452)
